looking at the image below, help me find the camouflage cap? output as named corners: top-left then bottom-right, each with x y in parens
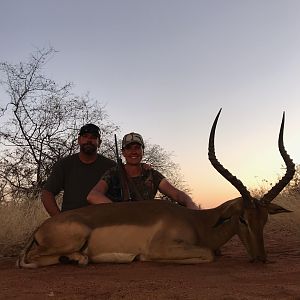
top-left (122, 132), bottom-right (145, 149)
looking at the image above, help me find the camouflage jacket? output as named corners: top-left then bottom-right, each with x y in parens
top-left (101, 166), bottom-right (165, 202)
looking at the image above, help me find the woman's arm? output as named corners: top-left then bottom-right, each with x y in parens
top-left (158, 178), bottom-right (200, 209)
top-left (87, 179), bottom-right (113, 204)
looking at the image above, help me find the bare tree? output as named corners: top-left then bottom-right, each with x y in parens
top-left (0, 47), bottom-right (190, 203)
top-left (283, 164), bottom-right (300, 196)
top-left (0, 48), bottom-right (118, 200)
top-left (143, 143), bottom-right (191, 198)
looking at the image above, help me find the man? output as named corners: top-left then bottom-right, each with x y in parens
top-left (42, 123), bottom-right (116, 216)
top-left (87, 132), bottom-right (199, 209)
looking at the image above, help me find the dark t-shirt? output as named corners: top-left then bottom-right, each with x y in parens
top-left (43, 153), bottom-right (115, 211)
top-left (101, 166), bottom-right (165, 202)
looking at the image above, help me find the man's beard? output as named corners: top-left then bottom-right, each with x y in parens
top-left (80, 143), bottom-right (97, 155)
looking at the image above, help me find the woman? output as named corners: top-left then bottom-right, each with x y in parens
top-left (87, 132), bottom-right (199, 209)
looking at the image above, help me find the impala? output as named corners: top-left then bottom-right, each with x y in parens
top-left (17, 110), bottom-right (295, 268)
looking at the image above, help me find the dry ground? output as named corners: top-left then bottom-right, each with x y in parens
top-left (1, 216), bottom-right (300, 300)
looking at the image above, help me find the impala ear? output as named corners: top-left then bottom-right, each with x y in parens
top-left (267, 203), bottom-right (292, 215)
top-left (213, 198), bottom-right (243, 227)
top-left (220, 198), bottom-right (244, 218)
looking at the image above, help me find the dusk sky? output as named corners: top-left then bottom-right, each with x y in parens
top-left (1, 0), bottom-right (300, 207)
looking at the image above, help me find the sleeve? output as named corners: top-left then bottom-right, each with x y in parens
top-left (152, 169), bottom-right (165, 190)
top-left (43, 160), bottom-right (65, 196)
top-left (101, 167), bottom-right (118, 188)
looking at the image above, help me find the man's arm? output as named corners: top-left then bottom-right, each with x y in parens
top-left (41, 189), bottom-right (61, 217)
top-left (87, 180), bottom-right (113, 204)
top-left (158, 178), bottom-right (200, 209)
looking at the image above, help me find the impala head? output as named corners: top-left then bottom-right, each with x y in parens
top-left (209, 109), bottom-right (295, 262)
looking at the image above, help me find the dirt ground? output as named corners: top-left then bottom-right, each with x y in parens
top-left (1, 222), bottom-right (300, 300)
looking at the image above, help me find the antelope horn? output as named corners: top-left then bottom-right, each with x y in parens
top-left (208, 109), bottom-right (253, 205)
top-left (260, 112), bottom-right (295, 204)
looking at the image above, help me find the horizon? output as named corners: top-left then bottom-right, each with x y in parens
top-left (1, 1), bottom-right (300, 208)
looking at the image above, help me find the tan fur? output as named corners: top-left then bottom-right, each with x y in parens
top-left (17, 199), bottom-right (290, 268)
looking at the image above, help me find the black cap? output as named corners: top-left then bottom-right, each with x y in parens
top-left (79, 124), bottom-right (100, 137)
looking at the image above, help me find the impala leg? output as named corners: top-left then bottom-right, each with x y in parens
top-left (18, 238), bottom-right (89, 268)
top-left (89, 252), bottom-right (137, 263)
top-left (143, 243), bottom-right (214, 264)
top-left (20, 249), bottom-right (89, 268)
top-left (59, 252), bottom-right (89, 266)
top-left (26, 254), bottom-right (62, 267)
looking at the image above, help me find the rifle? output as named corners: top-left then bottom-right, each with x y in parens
top-left (114, 134), bottom-right (130, 201)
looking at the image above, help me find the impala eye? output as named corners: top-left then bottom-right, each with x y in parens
top-left (239, 216), bottom-right (248, 226)
top-left (213, 216), bottom-right (231, 228)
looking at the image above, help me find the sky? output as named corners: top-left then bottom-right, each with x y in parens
top-left (1, 0), bottom-right (300, 208)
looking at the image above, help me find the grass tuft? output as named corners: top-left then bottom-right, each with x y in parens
top-left (0, 198), bottom-right (48, 257)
